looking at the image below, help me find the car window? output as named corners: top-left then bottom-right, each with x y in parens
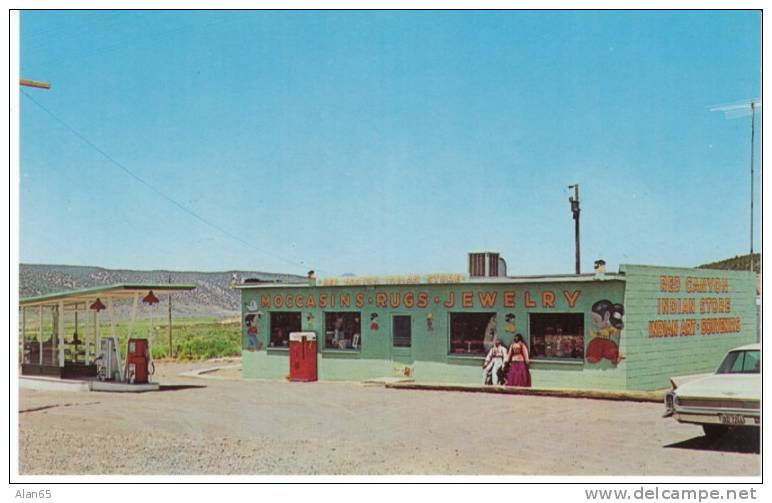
top-left (742, 350), bottom-right (761, 373)
top-left (730, 352), bottom-right (746, 372)
top-left (717, 350), bottom-right (760, 374)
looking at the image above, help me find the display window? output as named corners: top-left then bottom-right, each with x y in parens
top-left (529, 313), bottom-right (584, 360)
top-left (324, 312), bottom-right (361, 351)
top-left (448, 312), bottom-right (496, 355)
top-left (269, 312), bottom-right (301, 349)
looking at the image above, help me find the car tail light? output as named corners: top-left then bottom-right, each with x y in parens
top-left (663, 391), bottom-right (676, 417)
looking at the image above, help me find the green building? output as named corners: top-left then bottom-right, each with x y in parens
top-left (237, 258), bottom-right (756, 391)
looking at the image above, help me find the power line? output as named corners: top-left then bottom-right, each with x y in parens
top-left (21, 89), bottom-right (321, 275)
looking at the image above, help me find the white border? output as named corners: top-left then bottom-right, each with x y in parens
top-left (8, 2), bottom-right (767, 498)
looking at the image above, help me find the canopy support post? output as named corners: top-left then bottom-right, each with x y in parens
top-left (95, 308), bottom-right (100, 365)
top-left (21, 306), bottom-right (26, 365)
top-left (57, 301), bottom-right (65, 367)
top-left (51, 306), bottom-right (57, 366)
top-left (129, 292), bottom-right (139, 338)
top-left (82, 303), bottom-right (89, 365)
top-left (108, 297), bottom-right (117, 340)
top-left (38, 306), bottom-right (43, 366)
top-left (107, 296), bottom-right (124, 382)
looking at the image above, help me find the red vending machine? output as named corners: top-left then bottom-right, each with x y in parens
top-left (289, 332), bottom-right (317, 382)
top-left (126, 338), bottom-right (151, 384)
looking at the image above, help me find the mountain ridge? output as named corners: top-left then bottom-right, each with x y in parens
top-left (19, 263), bottom-right (305, 318)
top-left (20, 254), bottom-right (759, 318)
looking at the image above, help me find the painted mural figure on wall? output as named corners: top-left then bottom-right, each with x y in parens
top-left (306, 313), bottom-right (315, 330)
top-left (504, 313), bottom-right (516, 333)
top-left (370, 313), bottom-right (380, 331)
top-left (586, 300), bottom-right (624, 365)
top-left (426, 313), bottom-right (433, 331)
top-left (244, 312), bottom-right (263, 351)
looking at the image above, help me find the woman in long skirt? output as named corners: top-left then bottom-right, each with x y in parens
top-left (506, 334), bottom-right (531, 387)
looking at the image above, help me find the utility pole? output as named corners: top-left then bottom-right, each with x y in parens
top-left (749, 101), bottom-right (756, 274)
top-left (168, 273), bottom-right (173, 359)
top-left (568, 184), bottom-right (581, 274)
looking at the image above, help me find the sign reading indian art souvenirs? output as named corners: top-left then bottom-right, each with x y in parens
top-left (648, 275), bottom-right (742, 338)
top-left (255, 288), bottom-right (584, 310)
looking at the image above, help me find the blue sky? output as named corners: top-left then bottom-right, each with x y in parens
top-left (19, 10), bottom-right (761, 276)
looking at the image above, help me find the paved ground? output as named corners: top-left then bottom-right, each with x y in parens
top-left (18, 360), bottom-right (760, 476)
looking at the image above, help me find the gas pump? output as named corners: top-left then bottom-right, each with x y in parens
top-left (124, 290), bottom-right (160, 384)
top-left (126, 338), bottom-right (155, 384)
top-left (95, 336), bottom-right (122, 382)
top-left (289, 332), bottom-right (317, 382)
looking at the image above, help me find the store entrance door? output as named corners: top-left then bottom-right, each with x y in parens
top-left (390, 314), bottom-right (414, 367)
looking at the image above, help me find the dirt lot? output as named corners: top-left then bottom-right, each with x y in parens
top-left (18, 360), bottom-right (760, 476)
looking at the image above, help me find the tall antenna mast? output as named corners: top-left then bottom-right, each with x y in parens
top-left (749, 102), bottom-right (755, 273)
top-left (710, 99), bottom-right (761, 273)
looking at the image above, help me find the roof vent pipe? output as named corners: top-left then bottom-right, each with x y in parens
top-left (594, 259), bottom-right (606, 278)
top-left (498, 257), bottom-right (507, 277)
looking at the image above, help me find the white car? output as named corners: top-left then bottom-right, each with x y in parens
top-left (664, 343), bottom-right (760, 438)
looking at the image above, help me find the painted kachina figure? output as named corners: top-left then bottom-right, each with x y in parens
top-left (370, 313), bottom-right (379, 331)
top-left (586, 300), bottom-right (624, 365)
top-left (306, 312), bottom-right (315, 330)
top-left (244, 312), bottom-right (263, 351)
top-left (504, 313), bottom-right (516, 333)
top-left (426, 313), bottom-right (434, 331)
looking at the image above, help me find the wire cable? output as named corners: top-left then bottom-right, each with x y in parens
top-left (21, 89), bottom-right (322, 275)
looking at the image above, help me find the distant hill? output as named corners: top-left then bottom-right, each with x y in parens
top-left (698, 253), bottom-right (760, 274)
top-left (19, 264), bottom-right (305, 318)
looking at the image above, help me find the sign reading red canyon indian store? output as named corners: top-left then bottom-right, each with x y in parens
top-left (648, 275), bottom-right (742, 338)
top-left (257, 288), bottom-right (584, 310)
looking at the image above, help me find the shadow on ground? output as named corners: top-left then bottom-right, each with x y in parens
top-left (20, 401), bottom-right (101, 414)
top-left (665, 429), bottom-right (760, 454)
top-left (157, 384), bottom-right (207, 392)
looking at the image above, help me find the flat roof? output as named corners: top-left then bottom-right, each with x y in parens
top-left (235, 272), bottom-right (625, 289)
top-left (19, 283), bottom-right (197, 307)
top-left (731, 343), bottom-right (761, 351)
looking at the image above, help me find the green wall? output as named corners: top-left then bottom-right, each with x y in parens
top-left (240, 277), bottom-right (630, 389)
top-left (240, 267), bottom-right (758, 390)
top-left (621, 265), bottom-right (757, 391)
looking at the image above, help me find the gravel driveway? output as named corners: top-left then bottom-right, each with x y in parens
top-left (18, 360), bottom-right (760, 475)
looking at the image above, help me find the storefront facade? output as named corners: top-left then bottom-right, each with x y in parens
top-left (238, 265), bottom-right (757, 391)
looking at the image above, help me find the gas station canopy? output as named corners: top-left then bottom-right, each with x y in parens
top-left (19, 283), bottom-right (197, 380)
top-left (20, 283), bottom-right (197, 307)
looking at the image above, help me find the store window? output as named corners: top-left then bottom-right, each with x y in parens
top-left (529, 313), bottom-right (584, 360)
top-left (449, 312), bottom-right (496, 355)
top-left (324, 312), bottom-right (361, 351)
top-left (393, 315), bottom-right (411, 348)
top-left (269, 312), bottom-right (301, 349)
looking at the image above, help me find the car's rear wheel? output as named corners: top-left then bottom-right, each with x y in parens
top-left (702, 424), bottom-right (729, 438)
